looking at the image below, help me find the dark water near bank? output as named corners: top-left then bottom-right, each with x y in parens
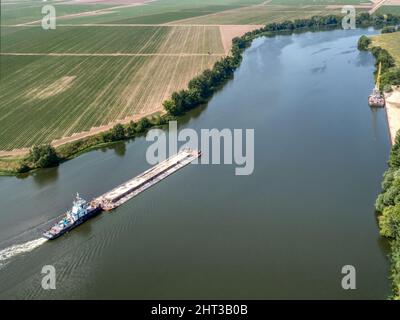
top-left (0, 28), bottom-right (392, 299)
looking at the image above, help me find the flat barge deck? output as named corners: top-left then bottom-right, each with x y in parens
top-left (93, 149), bottom-right (201, 211)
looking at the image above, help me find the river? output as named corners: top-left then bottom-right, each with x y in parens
top-left (0, 28), bottom-right (392, 299)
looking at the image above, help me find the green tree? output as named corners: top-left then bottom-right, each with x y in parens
top-left (151, 115), bottom-right (166, 126)
top-left (390, 238), bottom-right (400, 299)
top-left (101, 123), bottom-right (126, 142)
top-left (371, 46), bottom-right (396, 72)
top-left (357, 35), bottom-right (371, 51)
top-left (28, 144), bottom-right (60, 168)
top-left (381, 68), bottom-right (400, 91)
top-left (16, 161), bottom-right (30, 173)
top-left (125, 121), bottom-right (137, 138)
top-left (110, 123), bottom-right (125, 140)
top-left (135, 118), bottom-right (151, 133)
top-left (382, 26), bottom-right (397, 34)
top-left (379, 204), bottom-right (400, 238)
top-left (376, 131), bottom-right (400, 299)
top-left (163, 99), bottom-right (178, 116)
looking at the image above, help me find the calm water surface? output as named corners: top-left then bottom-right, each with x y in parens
top-left (0, 28), bottom-right (392, 299)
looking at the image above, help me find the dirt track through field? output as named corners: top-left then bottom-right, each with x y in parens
top-left (369, 0), bottom-right (389, 13)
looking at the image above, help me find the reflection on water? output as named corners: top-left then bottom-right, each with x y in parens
top-left (356, 51), bottom-right (374, 67)
top-left (32, 167), bottom-right (59, 187)
top-left (111, 142), bottom-right (126, 157)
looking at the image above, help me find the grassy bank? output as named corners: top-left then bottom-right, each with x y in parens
top-left (359, 32), bottom-right (400, 92)
top-left (0, 156), bottom-right (26, 176)
top-left (371, 31), bottom-right (400, 65)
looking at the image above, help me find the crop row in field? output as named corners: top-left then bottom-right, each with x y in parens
top-left (0, 0), bottom-right (352, 152)
top-left (1, 25), bottom-right (225, 54)
top-left (0, 0), bottom-right (113, 25)
top-left (172, 5), bottom-right (337, 25)
top-left (66, 0), bottom-right (265, 25)
top-left (0, 54), bottom-right (221, 150)
top-left (270, 0), bottom-right (370, 4)
top-left (1, 0), bottom-right (266, 26)
top-left (1, 26), bottom-right (170, 53)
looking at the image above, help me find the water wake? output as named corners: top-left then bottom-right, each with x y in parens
top-left (0, 238), bottom-right (47, 266)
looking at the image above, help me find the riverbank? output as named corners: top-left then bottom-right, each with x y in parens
top-left (2, 13), bottom-right (399, 176)
top-left (368, 31), bottom-right (400, 299)
top-left (370, 31), bottom-right (400, 145)
top-left (0, 115), bottom-right (168, 176)
top-left (363, 30), bottom-right (400, 147)
top-left (385, 87), bottom-right (400, 145)
top-left (375, 133), bottom-right (400, 299)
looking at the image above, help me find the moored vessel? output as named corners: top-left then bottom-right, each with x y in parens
top-left (368, 62), bottom-right (385, 108)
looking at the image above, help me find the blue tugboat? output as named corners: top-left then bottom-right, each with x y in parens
top-left (43, 194), bottom-right (101, 240)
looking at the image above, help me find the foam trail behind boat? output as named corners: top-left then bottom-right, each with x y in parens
top-left (0, 238), bottom-right (47, 266)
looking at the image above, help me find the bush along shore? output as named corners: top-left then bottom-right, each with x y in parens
top-left (2, 12), bottom-right (400, 176)
top-left (375, 133), bottom-right (400, 299)
top-left (358, 33), bottom-right (400, 91)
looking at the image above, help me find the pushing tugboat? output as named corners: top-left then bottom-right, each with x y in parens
top-left (368, 62), bottom-right (385, 108)
top-left (43, 194), bottom-right (101, 240)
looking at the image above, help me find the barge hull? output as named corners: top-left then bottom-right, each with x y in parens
top-left (94, 149), bottom-right (201, 211)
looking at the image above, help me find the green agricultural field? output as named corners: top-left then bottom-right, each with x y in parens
top-left (175, 4), bottom-right (335, 25)
top-left (371, 32), bottom-right (400, 65)
top-left (376, 5), bottom-right (400, 16)
top-left (270, 0), bottom-right (370, 4)
top-left (0, 53), bottom-right (221, 150)
top-left (1, 0), bottom-right (266, 26)
top-left (1, 25), bottom-right (224, 54)
top-left (0, 0), bottom-right (246, 152)
top-left (56, 0), bottom-right (265, 25)
top-left (0, 0), bottom-right (347, 152)
top-left (1, 26), bottom-right (170, 53)
top-left (0, 0), bottom-right (114, 25)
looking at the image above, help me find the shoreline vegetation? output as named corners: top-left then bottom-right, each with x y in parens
top-left (361, 29), bottom-right (400, 299)
top-left (375, 132), bottom-right (400, 300)
top-left (358, 32), bottom-right (400, 92)
top-left (2, 12), bottom-right (400, 176)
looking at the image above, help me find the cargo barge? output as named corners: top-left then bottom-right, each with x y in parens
top-left (43, 149), bottom-right (201, 240)
top-left (93, 148), bottom-right (201, 211)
